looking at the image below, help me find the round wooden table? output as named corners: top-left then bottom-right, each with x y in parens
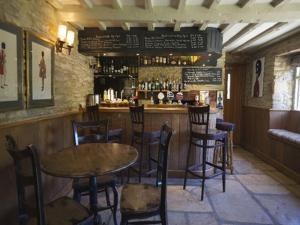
top-left (41, 143), bottom-right (138, 225)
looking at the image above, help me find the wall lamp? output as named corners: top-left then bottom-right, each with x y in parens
top-left (56, 24), bottom-right (75, 55)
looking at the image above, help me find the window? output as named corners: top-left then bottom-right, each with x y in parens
top-left (226, 73), bottom-right (231, 100)
top-left (294, 67), bottom-right (300, 110)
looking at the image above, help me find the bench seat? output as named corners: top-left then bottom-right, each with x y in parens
top-left (268, 129), bottom-right (300, 147)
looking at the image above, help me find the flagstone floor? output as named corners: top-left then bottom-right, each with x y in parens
top-left (83, 147), bottom-right (300, 225)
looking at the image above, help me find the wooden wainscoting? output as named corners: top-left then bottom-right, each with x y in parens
top-left (241, 106), bottom-right (300, 183)
top-left (0, 112), bottom-right (81, 225)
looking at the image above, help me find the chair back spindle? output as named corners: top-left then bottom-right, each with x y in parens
top-left (72, 120), bottom-right (109, 146)
top-left (155, 124), bottom-right (173, 212)
top-left (86, 104), bottom-right (100, 121)
top-left (6, 135), bottom-right (46, 225)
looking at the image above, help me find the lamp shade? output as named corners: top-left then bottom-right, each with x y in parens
top-left (66, 30), bottom-right (75, 46)
top-left (58, 24), bottom-right (67, 41)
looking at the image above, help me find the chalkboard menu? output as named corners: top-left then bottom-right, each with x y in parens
top-left (78, 29), bottom-right (220, 55)
top-left (182, 68), bottom-right (222, 85)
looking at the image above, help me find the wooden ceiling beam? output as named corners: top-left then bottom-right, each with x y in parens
top-left (174, 22), bottom-right (182, 31)
top-left (223, 23), bottom-right (260, 47)
top-left (46, 0), bottom-right (63, 9)
top-left (246, 25), bottom-right (300, 52)
top-left (202, 0), bottom-right (221, 9)
top-left (221, 23), bottom-right (235, 34)
top-left (232, 22), bottom-right (287, 52)
top-left (57, 5), bottom-right (300, 24)
top-left (270, 0), bottom-right (292, 7)
top-left (177, 0), bottom-right (187, 10)
top-left (147, 23), bottom-right (155, 31)
top-left (236, 0), bottom-right (255, 8)
top-left (98, 21), bottom-right (107, 30)
top-left (79, 0), bottom-right (94, 9)
top-left (112, 0), bottom-right (122, 9)
top-left (199, 22), bottom-right (208, 31)
top-left (122, 22), bottom-right (130, 31)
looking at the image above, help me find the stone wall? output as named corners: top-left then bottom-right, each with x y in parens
top-left (242, 32), bottom-right (300, 109)
top-left (0, 0), bottom-right (93, 124)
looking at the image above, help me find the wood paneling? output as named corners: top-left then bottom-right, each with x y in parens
top-left (241, 106), bottom-right (300, 183)
top-left (0, 112), bottom-right (81, 225)
top-left (224, 63), bottom-right (246, 145)
top-left (99, 110), bottom-right (217, 174)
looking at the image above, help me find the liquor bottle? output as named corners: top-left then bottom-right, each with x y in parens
top-left (144, 56), bottom-right (148, 65)
top-left (155, 78), bottom-right (160, 90)
top-left (111, 60), bottom-right (114, 73)
top-left (145, 80), bottom-right (148, 91)
top-left (156, 56), bottom-right (159, 64)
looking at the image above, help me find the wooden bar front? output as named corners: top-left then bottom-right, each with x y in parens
top-left (99, 107), bottom-right (219, 177)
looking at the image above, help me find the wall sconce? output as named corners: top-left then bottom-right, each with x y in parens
top-left (56, 24), bottom-right (75, 55)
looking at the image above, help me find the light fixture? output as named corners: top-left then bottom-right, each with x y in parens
top-left (56, 24), bottom-right (75, 55)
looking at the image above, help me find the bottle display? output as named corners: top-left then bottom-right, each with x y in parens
top-left (94, 56), bottom-right (139, 76)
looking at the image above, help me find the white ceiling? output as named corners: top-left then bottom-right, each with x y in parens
top-left (47, 0), bottom-right (300, 53)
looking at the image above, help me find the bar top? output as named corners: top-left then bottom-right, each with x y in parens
top-left (99, 106), bottom-right (219, 114)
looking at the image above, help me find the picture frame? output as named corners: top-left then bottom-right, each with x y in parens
top-left (0, 22), bottom-right (23, 112)
top-left (27, 32), bottom-right (54, 108)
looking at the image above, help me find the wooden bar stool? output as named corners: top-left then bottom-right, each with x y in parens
top-left (183, 105), bottom-right (228, 201)
top-left (214, 120), bottom-right (236, 174)
top-left (128, 105), bottom-right (160, 183)
top-left (86, 104), bottom-right (123, 143)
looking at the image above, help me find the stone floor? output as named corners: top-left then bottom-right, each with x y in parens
top-left (83, 147), bottom-right (300, 225)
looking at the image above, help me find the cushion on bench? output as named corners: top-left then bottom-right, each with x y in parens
top-left (268, 129), bottom-right (300, 146)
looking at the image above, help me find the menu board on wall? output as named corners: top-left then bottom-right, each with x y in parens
top-left (78, 29), bottom-right (219, 55)
top-left (182, 68), bottom-right (222, 85)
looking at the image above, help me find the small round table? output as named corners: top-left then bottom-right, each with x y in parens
top-left (41, 143), bottom-right (138, 225)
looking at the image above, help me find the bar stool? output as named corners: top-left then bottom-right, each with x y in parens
top-left (86, 104), bottom-right (123, 143)
top-left (214, 119), bottom-right (235, 174)
top-left (183, 105), bottom-right (228, 201)
top-left (128, 105), bottom-right (160, 183)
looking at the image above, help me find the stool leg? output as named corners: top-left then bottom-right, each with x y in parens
top-left (138, 139), bottom-right (144, 183)
top-left (229, 131), bottom-right (234, 174)
top-left (213, 141), bottom-right (218, 174)
top-left (183, 138), bottom-right (192, 190)
top-left (148, 142), bottom-right (152, 175)
top-left (201, 141), bottom-right (207, 201)
top-left (222, 137), bottom-right (227, 193)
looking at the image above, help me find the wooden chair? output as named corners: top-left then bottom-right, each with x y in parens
top-left (183, 105), bottom-right (228, 201)
top-left (5, 135), bottom-right (92, 225)
top-left (86, 104), bottom-right (123, 143)
top-left (128, 105), bottom-right (160, 183)
top-left (120, 123), bottom-right (173, 225)
top-left (72, 120), bottom-right (118, 225)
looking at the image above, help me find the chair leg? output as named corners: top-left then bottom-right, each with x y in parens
top-left (73, 189), bottom-right (81, 202)
top-left (148, 142), bottom-right (152, 175)
top-left (161, 209), bottom-right (168, 225)
top-left (138, 140), bottom-right (144, 183)
top-left (201, 143), bottom-right (207, 201)
top-left (111, 185), bottom-right (119, 225)
top-left (183, 139), bottom-right (192, 190)
top-left (104, 187), bottom-right (111, 207)
top-left (222, 137), bottom-right (227, 193)
top-left (120, 215), bottom-right (127, 225)
top-left (229, 131), bottom-right (234, 174)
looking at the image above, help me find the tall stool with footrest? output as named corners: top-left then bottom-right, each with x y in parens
top-left (128, 105), bottom-right (160, 183)
top-left (214, 119), bottom-right (236, 174)
top-left (183, 105), bottom-right (228, 201)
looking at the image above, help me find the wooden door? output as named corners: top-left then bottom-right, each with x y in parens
top-left (224, 63), bottom-right (246, 145)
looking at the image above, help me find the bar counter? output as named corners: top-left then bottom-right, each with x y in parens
top-left (99, 106), bottom-right (221, 177)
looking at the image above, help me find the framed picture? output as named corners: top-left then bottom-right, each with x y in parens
top-left (251, 57), bottom-right (265, 97)
top-left (0, 22), bottom-right (23, 112)
top-left (27, 32), bottom-right (54, 108)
